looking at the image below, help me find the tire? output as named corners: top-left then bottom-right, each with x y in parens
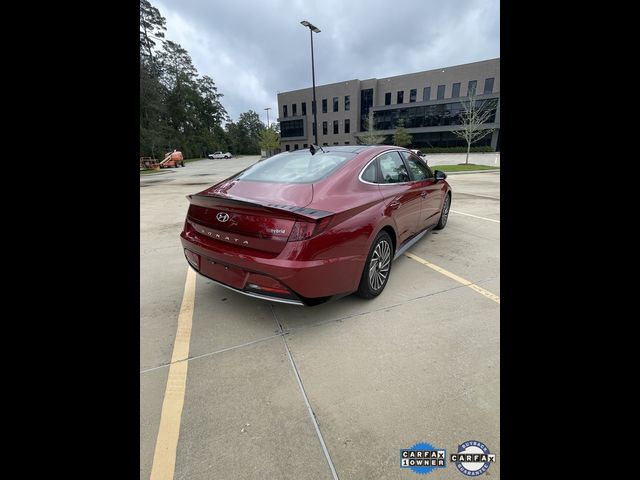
top-left (356, 231), bottom-right (394, 299)
top-left (434, 193), bottom-right (451, 230)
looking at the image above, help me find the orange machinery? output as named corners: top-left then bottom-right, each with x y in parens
top-left (160, 150), bottom-right (185, 168)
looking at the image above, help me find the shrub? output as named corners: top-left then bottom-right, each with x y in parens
top-left (417, 146), bottom-right (495, 154)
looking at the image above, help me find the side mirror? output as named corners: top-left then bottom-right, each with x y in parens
top-left (434, 170), bottom-right (447, 181)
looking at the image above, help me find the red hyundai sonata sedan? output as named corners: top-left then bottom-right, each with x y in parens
top-left (180, 145), bottom-right (452, 306)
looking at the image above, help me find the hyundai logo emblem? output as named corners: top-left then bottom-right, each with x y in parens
top-left (216, 212), bottom-right (230, 222)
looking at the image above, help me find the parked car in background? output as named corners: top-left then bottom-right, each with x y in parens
top-left (208, 151), bottom-right (232, 159)
top-left (411, 149), bottom-right (427, 164)
top-left (180, 145), bottom-right (451, 306)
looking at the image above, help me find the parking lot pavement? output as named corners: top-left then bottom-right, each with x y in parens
top-left (140, 161), bottom-right (500, 480)
top-left (175, 338), bottom-right (334, 480)
top-left (140, 156), bottom-right (262, 188)
top-left (282, 287), bottom-right (499, 480)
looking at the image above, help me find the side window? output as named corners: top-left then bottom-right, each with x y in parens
top-left (361, 162), bottom-right (378, 183)
top-left (402, 153), bottom-right (432, 180)
top-left (400, 151), bottom-right (433, 179)
top-left (378, 152), bottom-right (410, 183)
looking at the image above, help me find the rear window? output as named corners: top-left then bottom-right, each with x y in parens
top-left (237, 150), bottom-right (355, 183)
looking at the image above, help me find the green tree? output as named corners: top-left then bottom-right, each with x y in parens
top-left (139, 0), bottom-right (231, 160)
top-left (139, 0), bottom-right (166, 67)
top-left (230, 110), bottom-right (265, 154)
top-left (392, 119), bottom-right (412, 147)
top-left (157, 40), bottom-right (198, 89)
top-left (224, 121), bottom-right (244, 155)
top-left (259, 125), bottom-right (280, 157)
top-left (140, 0), bottom-right (169, 158)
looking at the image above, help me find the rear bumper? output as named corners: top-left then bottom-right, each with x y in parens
top-left (180, 229), bottom-right (365, 305)
top-left (191, 267), bottom-right (305, 306)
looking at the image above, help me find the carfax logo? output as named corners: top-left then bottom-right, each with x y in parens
top-left (450, 440), bottom-right (496, 476)
top-left (400, 442), bottom-right (446, 475)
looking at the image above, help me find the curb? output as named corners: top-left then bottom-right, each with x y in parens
top-left (442, 169), bottom-right (500, 175)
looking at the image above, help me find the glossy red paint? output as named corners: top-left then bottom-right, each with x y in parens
top-left (179, 145), bottom-right (451, 305)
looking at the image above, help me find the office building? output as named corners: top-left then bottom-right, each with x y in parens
top-left (277, 57), bottom-right (500, 152)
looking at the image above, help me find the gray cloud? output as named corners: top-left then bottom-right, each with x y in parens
top-left (155, 0), bottom-right (499, 123)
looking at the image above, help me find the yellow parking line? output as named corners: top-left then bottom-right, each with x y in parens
top-left (404, 252), bottom-right (499, 304)
top-left (150, 267), bottom-right (197, 480)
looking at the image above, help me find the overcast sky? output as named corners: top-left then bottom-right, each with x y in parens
top-left (154, 0), bottom-right (500, 124)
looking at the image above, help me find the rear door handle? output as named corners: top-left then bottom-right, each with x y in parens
top-left (389, 201), bottom-right (401, 209)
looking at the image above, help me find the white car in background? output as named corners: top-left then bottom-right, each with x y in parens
top-left (208, 151), bottom-right (232, 159)
top-left (411, 149), bottom-right (428, 164)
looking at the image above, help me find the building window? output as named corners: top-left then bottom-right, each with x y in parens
top-left (437, 85), bottom-right (445, 100)
top-left (410, 89), bottom-right (417, 102)
top-left (333, 142), bottom-right (339, 145)
top-left (285, 144), bottom-right (290, 151)
top-left (280, 119), bottom-right (304, 138)
top-left (345, 95), bottom-right (350, 111)
top-left (292, 103), bottom-right (297, 116)
top-left (423, 87), bottom-right (431, 101)
top-left (294, 144), bottom-right (298, 150)
top-left (302, 102), bottom-right (306, 115)
top-left (452, 83), bottom-right (460, 98)
top-left (333, 97), bottom-right (339, 112)
top-left (344, 119), bottom-right (350, 133)
top-left (344, 141), bottom-right (350, 145)
top-left (283, 105), bottom-right (288, 117)
top-left (484, 78), bottom-right (494, 94)
top-left (397, 91), bottom-right (404, 104)
top-left (322, 121), bottom-right (328, 135)
top-left (467, 80), bottom-right (477, 96)
top-left (303, 144), bottom-right (308, 148)
top-left (360, 88), bottom-right (374, 131)
top-left (322, 98), bottom-right (327, 113)
top-left (333, 120), bottom-right (339, 134)
top-left (323, 142), bottom-right (328, 146)
top-left (385, 92), bottom-right (391, 105)
top-left (371, 98), bottom-right (498, 131)
top-left (312, 100), bottom-right (316, 114)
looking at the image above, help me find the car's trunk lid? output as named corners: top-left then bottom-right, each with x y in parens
top-left (186, 180), bottom-right (317, 254)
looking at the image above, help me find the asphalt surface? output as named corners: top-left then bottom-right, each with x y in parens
top-left (140, 155), bottom-right (500, 479)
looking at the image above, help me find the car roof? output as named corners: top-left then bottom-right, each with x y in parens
top-left (282, 145), bottom-right (410, 158)
top-left (315, 145), bottom-right (408, 154)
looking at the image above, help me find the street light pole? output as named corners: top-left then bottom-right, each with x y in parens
top-left (300, 20), bottom-right (320, 146)
top-left (264, 107), bottom-right (271, 128)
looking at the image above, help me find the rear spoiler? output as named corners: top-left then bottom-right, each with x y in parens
top-left (187, 193), bottom-right (333, 221)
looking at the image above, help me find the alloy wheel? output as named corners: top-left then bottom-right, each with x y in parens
top-left (441, 195), bottom-right (450, 226)
top-left (368, 239), bottom-right (391, 291)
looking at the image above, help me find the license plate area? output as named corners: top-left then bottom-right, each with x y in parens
top-left (200, 258), bottom-right (248, 289)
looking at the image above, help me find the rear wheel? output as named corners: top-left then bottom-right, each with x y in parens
top-left (356, 231), bottom-right (393, 299)
top-left (434, 193), bottom-right (451, 230)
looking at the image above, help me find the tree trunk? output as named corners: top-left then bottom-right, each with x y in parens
top-left (465, 141), bottom-right (471, 165)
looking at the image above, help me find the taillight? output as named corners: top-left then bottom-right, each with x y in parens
top-left (184, 249), bottom-right (200, 270)
top-left (287, 216), bottom-right (332, 242)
